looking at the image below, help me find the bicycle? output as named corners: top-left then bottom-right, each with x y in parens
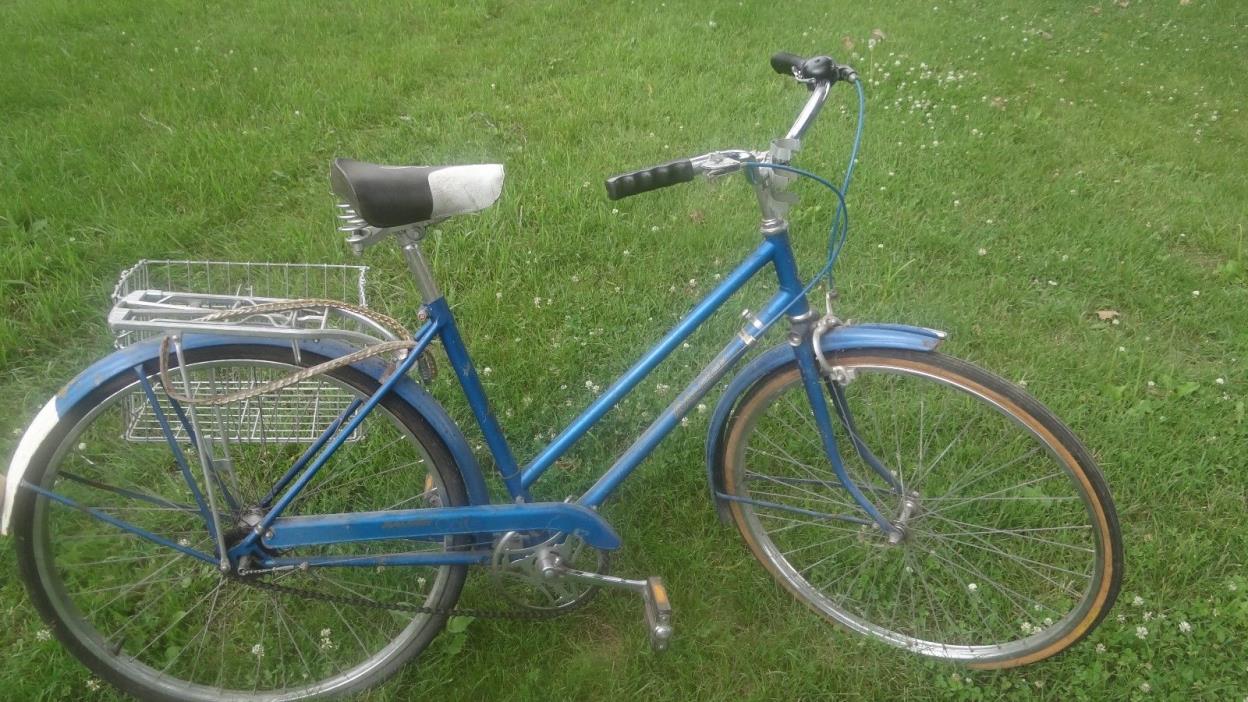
top-left (2, 52), bottom-right (1122, 701)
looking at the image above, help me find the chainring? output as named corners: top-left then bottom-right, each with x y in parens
top-left (489, 531), bottom-right (611, 612)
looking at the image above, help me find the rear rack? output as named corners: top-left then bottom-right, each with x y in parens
top-left (109, 260), bottom-right (398, 348)
top-left (108, 260), bottom-right (397, 443)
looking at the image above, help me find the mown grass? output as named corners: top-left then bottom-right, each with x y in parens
top-left (2, 0), bottom-right (1246, 699)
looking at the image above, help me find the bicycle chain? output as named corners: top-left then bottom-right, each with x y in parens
top-left (230, 569), bottom-right (596, 621)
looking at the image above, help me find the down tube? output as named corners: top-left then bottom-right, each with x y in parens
top-left (578, 288), bottom-right (800, 507)
top-left (519, 238), bottom-right (779, 491)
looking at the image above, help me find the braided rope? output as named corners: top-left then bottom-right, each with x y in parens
top-left (157, 299), bottom-right (422, 406)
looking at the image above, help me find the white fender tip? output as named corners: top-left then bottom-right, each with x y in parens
top-left (3, 399), bottom-right (60, 536)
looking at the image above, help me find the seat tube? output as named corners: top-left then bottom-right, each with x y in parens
top-left (397, 227), bottom-right (527, 500)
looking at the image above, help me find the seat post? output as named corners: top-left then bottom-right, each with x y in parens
top-left (396, 228), bottom-right (442, 303)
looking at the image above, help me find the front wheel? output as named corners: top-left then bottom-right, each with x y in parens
top-left (720, 349), bottom-right (1122, 668)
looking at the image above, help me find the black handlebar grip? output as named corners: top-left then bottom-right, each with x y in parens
top-left (604, 158), bottom-right (696, 201)
top-left (770, 52), bottom-right (806, 76)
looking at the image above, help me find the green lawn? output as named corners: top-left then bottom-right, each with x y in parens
top-left (2, 0), bottom-right (1246, 699)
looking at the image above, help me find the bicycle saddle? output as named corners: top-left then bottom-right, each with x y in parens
top-left (330, 158), bottom-right (504, 228)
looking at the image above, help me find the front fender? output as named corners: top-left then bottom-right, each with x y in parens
top-left (704, 322), bottom-right (945, 523)
top-left (3, 335), bottom-right (492, 535)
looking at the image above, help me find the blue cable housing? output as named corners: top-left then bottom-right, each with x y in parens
top-left (744, 78), bottom-right (867, 315)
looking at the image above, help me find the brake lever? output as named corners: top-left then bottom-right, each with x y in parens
top-left (691, 150), bottom-right (764, 180)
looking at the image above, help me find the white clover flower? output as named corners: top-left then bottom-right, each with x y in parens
top-left (1135, 625), bottom-right (1148, 639)
top-left (481, 367), bottom-right (493, 376)
top-left (1178, 620), bottom-right (1192, 633)
top-left (1215, 377), bottom-right (1225, 385)
top-left (35, 629), bottom-right (51, 642)
top-left (1020, 621), bottom-right (1033, 634)
top-left (1095, 643), bottom-right (1106, 653)
top-left (1140, 682), bottom-right (1151, 693)
top-left (680, 417), bottom-right (690, 427)
top-left (86, 679), bottom-right (101, 692)
top-left (1132, 595), bottom-right (1145, 607)
top-left (696, 403), bottom-right (707, 413)
top-left (967, 582), bottom-right (978, 593)
top-left (1143, 611), bottom-right (1154, 622)
top-left (251, 643), bottom-right (265, 658)
top-left (77, 442), bottom-right (87, 451)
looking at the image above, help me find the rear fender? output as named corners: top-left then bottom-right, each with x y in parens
top-left (3, 335), bottom-right (491, 535)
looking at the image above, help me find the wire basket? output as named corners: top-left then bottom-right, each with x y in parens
top-left (111, 260), bottom-right (373, 444)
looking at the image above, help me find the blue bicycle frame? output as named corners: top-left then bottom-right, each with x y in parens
top-left (208, 216), bottom-right (911, 564)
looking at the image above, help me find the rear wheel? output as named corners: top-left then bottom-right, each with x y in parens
top-left (13, 344), bottom-right (470, 701)
top-left (721, 349), bottom-right (1122, 667)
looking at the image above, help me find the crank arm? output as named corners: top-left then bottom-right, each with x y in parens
top-left (545, 563), bottom-right (647, 592)
top-left (540, 559), bottom-right (673, 651)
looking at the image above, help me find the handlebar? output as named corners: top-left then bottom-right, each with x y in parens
top-left (604, 158), bottom-right (695, 201)
top-left (769, 52), bottom-right (806, 76)
top-left (769, 52), bottom-right (857, 84)
top-left (605, 51), bottom-right (854, 201)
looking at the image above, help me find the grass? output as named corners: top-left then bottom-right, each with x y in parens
top-left (2, 0), bottom-right (1246, 699)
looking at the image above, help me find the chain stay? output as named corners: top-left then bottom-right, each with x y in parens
top-left (231, 571), bottom-right (589, 621)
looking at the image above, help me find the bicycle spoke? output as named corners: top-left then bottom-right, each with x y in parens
top-left (922, 512), bottom-right (1094, 553)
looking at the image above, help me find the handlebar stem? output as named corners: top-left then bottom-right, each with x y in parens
top-left (785, 81), bottom-right (832, 142)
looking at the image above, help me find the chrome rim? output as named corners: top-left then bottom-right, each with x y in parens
top-left (730, 357), bottom-right (1106, 663)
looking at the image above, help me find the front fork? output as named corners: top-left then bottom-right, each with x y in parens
top-left (790, 320), bottom-right (906, 541)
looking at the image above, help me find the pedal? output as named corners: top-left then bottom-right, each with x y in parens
top-left (642, 576), bottom-right (674, 652)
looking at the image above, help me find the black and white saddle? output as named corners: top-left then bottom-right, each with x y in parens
top-left (330, 158), bottom-right (504, 229)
